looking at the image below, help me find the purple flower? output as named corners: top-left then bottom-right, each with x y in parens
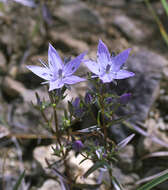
top-left (12, 0), bottom-right (36, 7)
top-left (105, 97), bottom-right (113, 104)
top-left (72, 140), bottom-right (84, 152)
top-left (72, 97), bottom-right (80, 108)
top-left (84, 39), bottom-right (135, 83)
top-left (84, 92), bottom-right (93, 104)
top-left (119, 93), bottom-right (131, 104)
top-left (72, 97), bottom-right (84, 118)
top-left (26, 44), bottom-right (86, 91)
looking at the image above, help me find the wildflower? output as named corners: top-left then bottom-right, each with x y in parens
top-left (84, 39), bottom-right (135, 83)
top-left (119, 93), bottom-right (131, 104)
top-left (84, 92), bottom-right (93, 104)
top-left (12, 0), bottom-right (36, 7)
top-left (72, 140), bottom-right (84, 152)
top-left (72, 97), bottom-right (84, 118)
top-left (26, 44), bottom-right (86, 91)
top-left (72, 97), bottom-right (80, 108)
top-left (105, 97), bottom-right (113, 104)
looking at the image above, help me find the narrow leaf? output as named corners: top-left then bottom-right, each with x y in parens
top-left (161, 0), bottom-right (168, 17)
top-left (13, 170), bottom-right (25, 190)
top-left (137, 169), bottom-right (168, 190)
top-left (117, 134), bottom-right (135, 150)
top-left (97, 110), bottom-right (101, 127)
top-left (145, 0), bottom-right (168, 46)
top-left (77, 125), bottom-right (100, 133)
top-left (112, 175), bottom-right (124, 190)
top-left (123, 121), bottom-right (168, 148)
top-left (83, 161), bottom-right (110, 178)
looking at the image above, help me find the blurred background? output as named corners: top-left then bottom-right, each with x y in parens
top-left (0, 0), bottom-right (168, 189)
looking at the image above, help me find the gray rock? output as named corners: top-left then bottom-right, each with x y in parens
top-left (54, 2), bottom-right (104, 33)
top-left (33, 145), bottom-right (64, 177)
top-left (137, 118), bottom-right (168, 155)
top-left (0, 52), bottom-right (6, 74)
top-left (0, 175), bottom-right (18, 190)
top-left (118, 145), bottom-right (135, 172)
top-left (112, 14), bottom-right (153, 42)
top-left (1, 76), bottom-right (49, 103)
top-left (37, 179), bottom-right (61, 190)
top-left (49, 32), bottom-right (89, 54)
top-left (102, 167), bottom-right (139, 190)
top-left (2, 76), bottom-right (27, 101)
top-left (118, 48), bottom-right (167, 123)
top-left (110, 48), bottom-right (167, 142)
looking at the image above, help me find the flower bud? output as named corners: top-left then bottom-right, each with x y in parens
top-left (72, 97), bottom-right (83, 118)
top-left (119, 93), bottom-right (131, 104)
top-left (105, 97), bottom-right (113, 104)
top-left (84, 92), bottom-right (92, 104)
top-left (72, 97), bottom-right (80, 108)
top-left (72, 140), bottom-right (84, 152)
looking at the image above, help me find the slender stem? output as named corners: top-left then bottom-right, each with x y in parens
top-left (88, 105), bottom-right (97, 123)
top-left (108, 167), bottom-right (113, 188)
top-left (41, 109), bottom-right (54, 133)
top-left (98, 90), bottom-right (107, 148)
top-left (48, 91), bottom-right (62, 146)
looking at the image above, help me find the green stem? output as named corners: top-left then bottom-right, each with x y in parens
top-left (108, 167), bottom-right (113, 188)
top-left (48, 91), bottom-right (62, 146)
top-left (98, 83), bottom-right (107, 148)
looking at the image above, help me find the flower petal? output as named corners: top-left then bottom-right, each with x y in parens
top-left (63, 75), bottom-right (86, 85)
top-left (84, 59), bottom-right (100, 75)
top-left (49, 79), bottom-right (64, 91)
top-left (111, 69), bottom-right (135, 79)
top-left (64, 52), bottom-right (86, 76)
top-left (97, 39), bottom-right (110, 68)
top-left (111, 48), bottom-right (131, 72)
top-left (99, 73), bottom-right (113, 83)
top-left (48, 43), bottom-right (63, 73)
top-left (26, 65), bottom-right (51, 80)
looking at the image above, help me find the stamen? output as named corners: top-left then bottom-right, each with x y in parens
top-left (106, 64), bottom-right (111, 73)
top-left (111, 52), bottom-right (116, 57)
top-left (39, 59), bottom-right (48, 68)
top-left (58, 69), bottom-right (63, 78)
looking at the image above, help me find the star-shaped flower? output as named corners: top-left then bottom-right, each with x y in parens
top-left (26, 43), bottom-right (86, 91)
top-left (84, 40), bottom-right (135, 83)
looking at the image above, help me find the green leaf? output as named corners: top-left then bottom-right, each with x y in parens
top-left (13, 170), bottom-right (25, 190)
top-left (137, 170), bottom-right (168, 190)
top-left (97, 110), bottom-right (101, 127)
top-left (145, 0), bottom-right (168, 46)
top-left (107, 117), bottom-right (126, 127)
top-left (161, 0), bottom-right (168, 17)
top-left (79, 157), bottom-right (88, 165)
top-left (111, 175), bottom-right (124, 190)
top-left (83, 161), bottom-right (110, 178)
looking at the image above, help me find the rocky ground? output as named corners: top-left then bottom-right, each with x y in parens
top-left (0, 0), bottom-right (168, 189)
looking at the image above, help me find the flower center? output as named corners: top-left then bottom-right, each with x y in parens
top-left (106, 64), bottom-right (111, 73)
top-left (58, 69), bottom-right (63, 78)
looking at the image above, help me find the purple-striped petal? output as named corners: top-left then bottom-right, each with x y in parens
top-left (63, 75), bottom-right (86, 85)
top-left (26, 65), bottom-right (51, 80)
top-left (64, 52), bottom-right (86, 76)
top-left (111, 70), bottom-right (135, 79)
top-left (97, 39), bottom-right (110, 69)
top-left (112, 48), bottom-right (131, 72)
top-left (49, 79), bottom-right (64, 91)
top-left (99, 73), bottom-right (113, 83)
top-left (48, 43), bottom-right (63, 73)
top-left (84, 60), bottom-right (100, 75)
